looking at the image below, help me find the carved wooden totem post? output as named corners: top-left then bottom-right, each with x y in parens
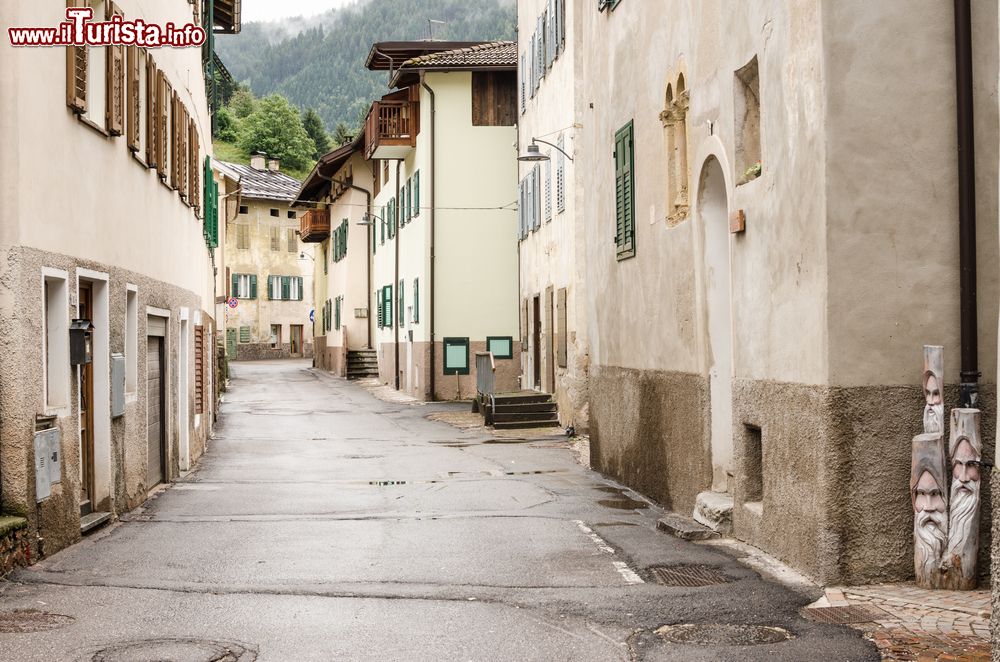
top-left (941, 408), bottom-right (981, 589)
top-left (912, 431), bottom-right (948, 588)
top-left (911, 346), bottom-right (982, 589)
top-left (922, 345), bottom-right (945, 435)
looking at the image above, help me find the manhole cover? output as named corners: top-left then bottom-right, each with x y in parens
top-left (0, 609), bottom-right (75, 633)
top-left (656, 624), bottom-right (793, 646)
top-left (598, 497), bottom-right (648, 510)
top-left (82, 638), bottom-right (256, 661)
top-left (647, 564), bottom-right (732, 587)
top-left (802, 605), bottom-right (890, 624)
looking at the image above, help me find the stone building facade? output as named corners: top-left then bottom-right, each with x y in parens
top-left (530, 0), bottom-right (999, 586)
top-left (0, 1), bottom-right (236, 560)
top-left (221, 156), bottom-right (313, 362)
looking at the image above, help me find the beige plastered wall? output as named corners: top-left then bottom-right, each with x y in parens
top-left (225, 197), bottom-right (314, 359)
top-left (0, 1), bottom-right (217, 558)
top-left (518, 0), bottom-right (590, 427)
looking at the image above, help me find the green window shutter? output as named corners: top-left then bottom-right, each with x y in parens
top-left (383, 285), bottom-right (393, 328)
top-left (249, 274), bottom-right (258, 299)
top-left (231, 273), bottom-right (238, 299)
top-left (376, 291), bottom-right (383, 328)
top-left (615, 120), bottom-right (635, 260)
top-left (266, 276), bottom-right (273, 300)
top-left (414, 170), bottom-right (420, 217)
top-left (381, 214), bottom-right (385, 244)
top-left (298, 277), bottom-right (304, 301)
top-left (398, 279), bottom-right (404, 327)
top-left (413, 278), bottom-right (419, 324)
top-left (281, 276), bottom-right (290, 300)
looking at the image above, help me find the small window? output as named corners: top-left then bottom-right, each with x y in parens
top-left (125, 286), bottom-right (138, 393)
top-left (287, 210), bottom-right (297, 219)
top-left (443, 337), bottom-right (470, 375)
top-left (735, 56), bottom-right (762, 184)
top-left (232, 273), bottom-right (257, 299)
top-left (239, 205), bottom-right (248, 215)
top-left (270, 209), bottom-right (279, 217)
top-left (487, 336), bottom-right (513, 360)
top-left (270, 324), bottom-right (281, 348)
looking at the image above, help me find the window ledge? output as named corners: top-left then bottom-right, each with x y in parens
top-left (616, 249), bottom-right (636, 262)
top-left (77, 115), bottom-right (110, 138)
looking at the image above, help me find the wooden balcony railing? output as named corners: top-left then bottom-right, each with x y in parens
top-left (299, 209), bottom-right (330, 243)
top-left (364, 100), bottom-right (419, 160)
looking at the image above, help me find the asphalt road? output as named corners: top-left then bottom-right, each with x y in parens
top-left (0, 360), bottom-right (879, 661)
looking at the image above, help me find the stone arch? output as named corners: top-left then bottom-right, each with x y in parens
top-left (697, 155), bottom-right (733, 492)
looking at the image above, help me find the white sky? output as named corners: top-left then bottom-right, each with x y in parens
top-left (241, 0), bottom-right (357, 23)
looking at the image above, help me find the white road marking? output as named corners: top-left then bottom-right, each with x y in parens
top-left (573, 520), bottom-right (645, 585)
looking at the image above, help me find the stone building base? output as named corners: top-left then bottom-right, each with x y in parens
top-left (0, 516), bottom-right (30, 577)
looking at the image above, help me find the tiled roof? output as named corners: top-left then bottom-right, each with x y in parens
top-left (218, 161), bottom-right (302, 202)
top-left (399, 40), bottom-right (516, 69)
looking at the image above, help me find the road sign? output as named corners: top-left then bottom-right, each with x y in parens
top-left (227, 298), bottom-right (238, 309)
top-left (309, 309), bottom-right (315, 323)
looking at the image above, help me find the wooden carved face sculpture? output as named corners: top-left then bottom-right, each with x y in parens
top-left (943, 409), bottom-right (981, 589)
top-left (911, 432), bottom-right (948, 586)
top-left (922, 346), bottom-right (944, 434)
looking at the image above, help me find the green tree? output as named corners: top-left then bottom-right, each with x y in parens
top-left (214, 106), bottom-right (240, 142)
top-left (237, 95), bottom-right (315, 171)
top-left (302, 108), bottom-right (332, 159)
top-left (331, 121), bottom-right (353, 147)
top-left (229, 87), bottom-right (257, 119)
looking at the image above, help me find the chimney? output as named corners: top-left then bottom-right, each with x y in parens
top-left (267, 158), bottom-right (281, 173)
top-left (250, 151), bottom-right (266, 171)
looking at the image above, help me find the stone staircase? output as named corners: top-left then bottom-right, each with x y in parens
top-left (491, 392), bottom-right (560, 430)
top-left (347, 350), bottom-right (378, 380)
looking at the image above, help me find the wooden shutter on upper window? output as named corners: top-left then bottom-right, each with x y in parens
top-left (156, 72), bottom-right (170, 180)
top-left (126, 46), bottom-right (140, 150)
top-left (106, 3), bottom-right (125, 135)
top-left (194, 325), bottom-right (205, 415)
top-left (170, 93), bottom-right (181, 190)
top-left (65, 0), bottom-right (88, 114)
top-left (189, 118), bottom-right (200, 214)
top-left (146, 55), bottom-right (157, 166)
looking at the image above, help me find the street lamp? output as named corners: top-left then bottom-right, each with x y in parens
top-left (517, 137), bottom-right (575, 163)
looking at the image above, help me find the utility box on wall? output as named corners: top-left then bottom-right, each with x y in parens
top-left (34, 427), bottom-right (60, 501)
top-left (111, 353), bottom-right (126, 417)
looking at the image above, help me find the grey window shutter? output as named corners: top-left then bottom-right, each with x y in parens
top-left (545, 159), bottom-right (552, 221)
top-left (297, 277), bottom-right (304, 301)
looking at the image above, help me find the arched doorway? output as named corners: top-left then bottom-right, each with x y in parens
top-left (699, 156), bottom-right (733, 492)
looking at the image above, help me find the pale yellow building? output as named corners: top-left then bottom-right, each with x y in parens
top-left (0, 0), bottom-right (237, 557)
top-left (221, 155), bottom-right (312, 361)
top-left (361, 41), bottom-right (521, 401)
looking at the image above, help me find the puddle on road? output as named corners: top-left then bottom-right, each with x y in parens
top-left (598, 497), bottom-right (649, 510)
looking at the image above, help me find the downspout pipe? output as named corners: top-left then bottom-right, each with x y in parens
top-left (394, 160), bottom-right (402, 391)
top-left (327, 174), bottom-right (373, 349)
top-left (421, 72), bottom-right (437, 401)
top-left (954, 0), bottom-right (979, 407)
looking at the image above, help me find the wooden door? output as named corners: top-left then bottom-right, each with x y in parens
top-left (226, 328), bottom-right (237, 358)
top-left (79, 283), bottom-right (95, 515)
top-left (532, 296), bottom-right (541, 390)
top-left (546, 287), bottom-right (555, 394)
top-left (290, 325), bottom-right (303, 357)
top-left (146, 336), bottom-right (165, 487)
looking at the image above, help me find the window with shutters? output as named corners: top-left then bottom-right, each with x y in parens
top-left (194, 325), bottom-right (205, 414)
top-left (270, 226), bottom-right (280, 251)
top-left (335, 297), bottom-right (342, 331)
top-left (398, 280), bottom-right (404, 328)
top-left (413, 279), bottom-right (419, 324)
top-left (156, 71), bottom-right (171, 182)
top-left (598, 0), bottom-right (622, 10)
top-left (556, 135), bottom-right (566, 214)
top-left (145, 55), bottom-right (156, 166)
top-left (413, 171), bottom-right (421, 217)
top-left (614, 120), bottom-right (636, 260)
top-left (532, 164), bottom-right (542, 231)
top-left (544, 159), bottom-right (552, 222)
top-left (232, 273), bottom-right (257, 299)
top-left (106, 4), bottom-right (124, 137)
top-left (66, 1), bottom-right (89, 115)
top-left (323, 245), bottom-right (328, 274)
top-left (236, 224), bottom-right (249, 249)
top-left (381, 285), bottom-right (393, 328)
top-left (189, 117), bottom-right (200, 214)
top-left (80, 0), bottom-right (109, 130)
top-left (287, 228), bottom-right (297, 253)
top-left (126, 45), bottom-right (141, 151)
top-left (268, 276), bottom-right (304, 301)
top-left (376, 290), bottom-right (383, 328)
top-left (519, 53), bottom-right (526, 115)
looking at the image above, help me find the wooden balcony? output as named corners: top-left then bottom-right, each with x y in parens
top-left (364, 99), bottom-right (419, 160)
top-left (299, 209), bottom-right (330, 243)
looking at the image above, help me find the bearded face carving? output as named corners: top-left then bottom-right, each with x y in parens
top-left (922, 346), bottom-right (944, 434)
top-left (912, 346), bottom-right (982, 590)
top-left (912, 432), bottom-right (949, 588)
top-left (941, 408), bottom-right (981, 590)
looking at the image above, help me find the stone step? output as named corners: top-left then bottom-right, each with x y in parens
top-left (656, 513), bottom-right (720, 541)
top-left (493, 419), bottom-right (561, 430)
top-left (494, 393), bottom-right (553, 406)
top-left (493, 402), bottom-right (558, 414)
top-left (493, 412), bottom-right (559, 423)
top-left (80, 511), bottom-right (112, 535)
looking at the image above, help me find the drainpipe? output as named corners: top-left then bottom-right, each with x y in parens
top-left (421, 72), bottom-right (437, 401)
top-left (328, 175), bottom-right (373, 349)
top-left (954, 0), bottom-right (979, 407)
top-left (394, 160), bottom-right (402, 390)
